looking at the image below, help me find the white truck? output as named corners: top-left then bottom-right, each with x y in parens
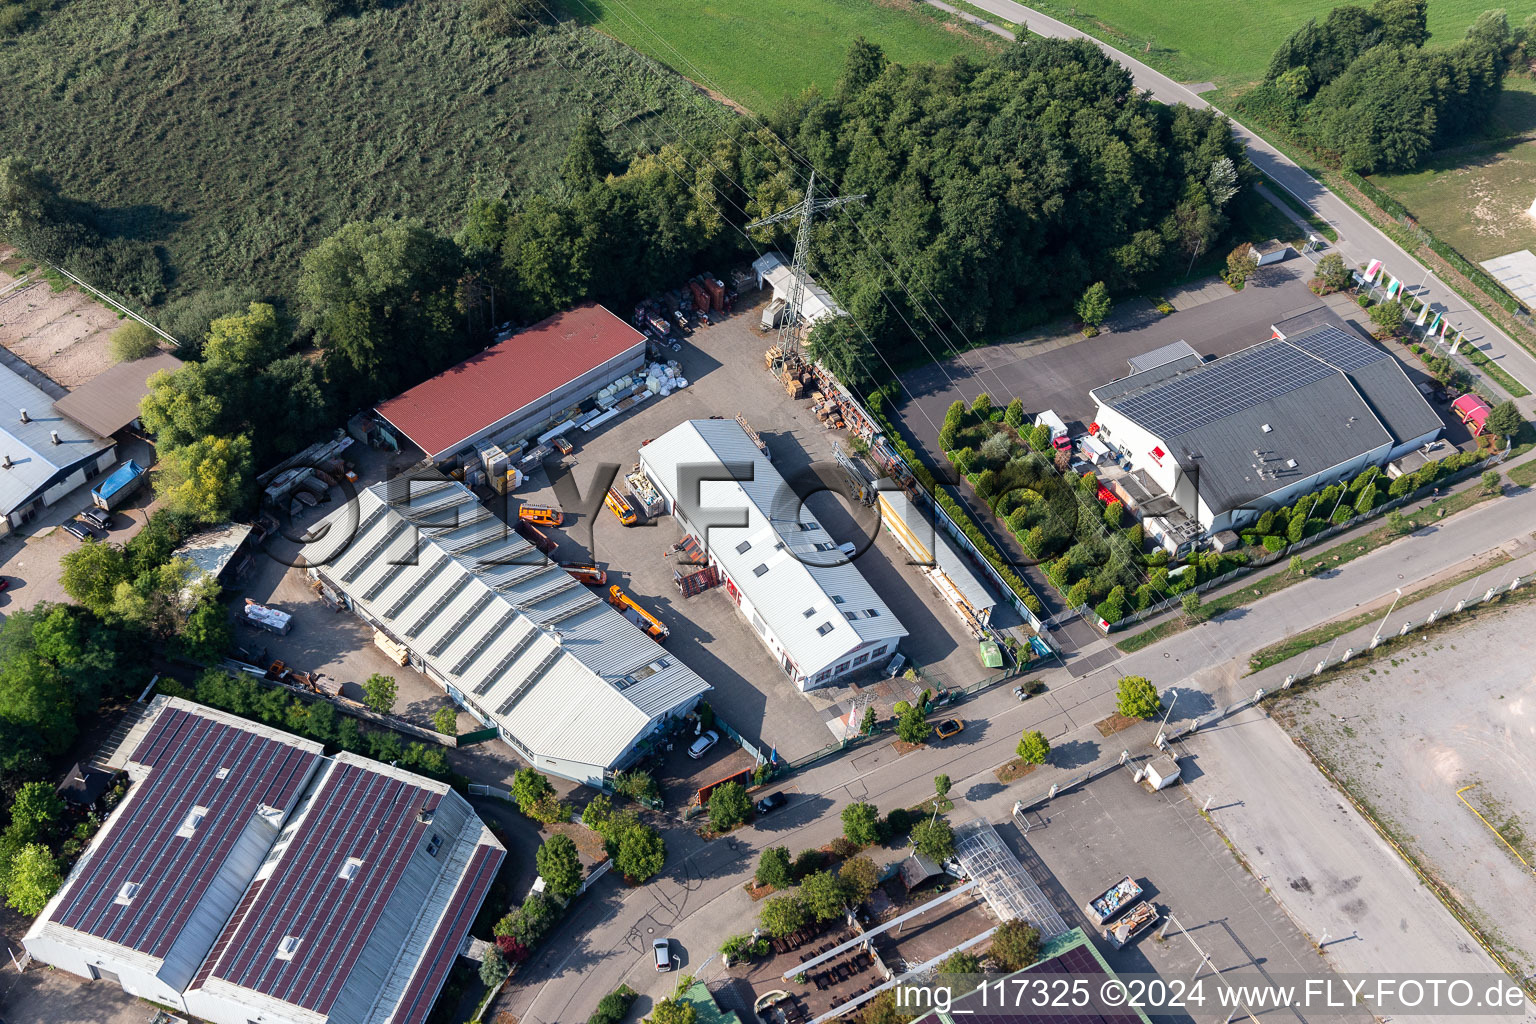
top-left (1035, 409), bottom-right (1071, 451)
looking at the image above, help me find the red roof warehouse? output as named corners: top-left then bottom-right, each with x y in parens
top-left (375, 302), bottom-right (647, 460)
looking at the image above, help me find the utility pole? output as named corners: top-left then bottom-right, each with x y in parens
top-left (745, 170), bottom-right (865, 360)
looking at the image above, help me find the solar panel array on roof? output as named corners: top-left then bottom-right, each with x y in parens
top-left (1111, 342), bottom-right (1335, 439)
top-left (50, 706), bottom-right (324, 959)
top-left (1286, 323), bottom-right (1385, 372)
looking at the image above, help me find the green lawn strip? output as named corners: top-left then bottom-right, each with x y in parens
top-left (1509, 460), bottom-right (1536, 488)
top-left (1116, 486), bottom-right (1500, 653)
top-left (557, 0), bottom-right (992, 114)
top-left (940, 0), bottom-right (1021, 35)
top-left (1257, 181), bottom-right (1338, 243)
top-left (1458, 344), bottom-right (1531, 399)
top-left (1244, 553), bottom-right (1514, 674)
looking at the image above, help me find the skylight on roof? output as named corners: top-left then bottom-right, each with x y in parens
top-left (802, 607), bottom-right (816, 618)
top-left (816, 622), bottom-right (834, 636)
top-left (752, 563), bottom-right (769, 577)
top-left (114, 881), bottom-right (139, 905)
top-left (176, 806), bottom-right (208, 838)
top-left (215, 766), bottom-right (230, 780)
top-left (276, 935), bottom-right (302, 961)
top-left (338, 856), bottom-right (364, 881)
top-left (735, 540), bottom-right (752, 554)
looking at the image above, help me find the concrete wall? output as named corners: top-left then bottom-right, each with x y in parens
top-left (21, 932), bottom-right (188, 1013)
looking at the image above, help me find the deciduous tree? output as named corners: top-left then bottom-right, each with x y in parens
top-left (1116, 676), bottom-right (1162, 719)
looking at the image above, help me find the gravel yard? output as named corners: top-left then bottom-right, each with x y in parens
top-left (1271, 598), bottom-right (1536, 980)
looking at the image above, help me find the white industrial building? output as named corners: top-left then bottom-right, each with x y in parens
top-left (302, 477), bottom-right (710, 784)
top-left (0, 365), bottom-right (115, 533)
top-left (1089, 312), bottom-right (1441, 537)
top-left (639, 419), bottom-right (906, 689)
top-left (24, 698), bottom-right (503, 1024)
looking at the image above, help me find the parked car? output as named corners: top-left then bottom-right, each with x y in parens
top-left (653, 937), bottom-right (673, 972)
top-left (934, 718), bottom-right (964, 740)
top-left (80, 507), bottom-right (115, 531)
top-left (62, 520), bottom-right (95, 541)
top-left (755, 791), bottom-right (787, 816)
top-left (0, 577), bottom-right (10, 593)
top-left (687, 730), bottom-right (719, 759)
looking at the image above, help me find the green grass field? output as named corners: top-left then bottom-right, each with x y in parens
top-left (1019, 0), bottom-right (1502, 90)
top-left (552, 0), bottom-right (996, 113)
top-left (0, 0), bottom-right (720, 305)
top-left (1367, 76), bottom-right (1536, 264)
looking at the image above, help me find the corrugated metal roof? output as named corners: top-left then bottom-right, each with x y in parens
top-left (0, 365), bottom-right (113, 515)
top-left (304, 480), bottom-right (709, 771)
top-left (52, 351), bottom-right (182, 436)
top-left (374, 303), bottom-right (645, 459)
top-left (640, 419), bottom-right (906, 678)
top-left (752, 251), bottom-right (844, 322)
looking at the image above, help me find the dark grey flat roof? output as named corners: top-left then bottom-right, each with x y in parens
top-left (1097, 314), bottom-right (1439, 516)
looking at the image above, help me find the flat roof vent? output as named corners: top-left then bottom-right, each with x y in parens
top-left (276, 935), bottom-right (302, 961)
top-left (215, 766), bottom-right (230, 780)
top-left (114, 881), bottom-right (140, 905)
top-left (1261, 423), bottom-right (1272, 433)
top-left (1285, 458), bottom-right (1298, 469)
top-left (338, 856), bottom-right (364, 881)
top-left (417, 807), bottom-right (434, 825)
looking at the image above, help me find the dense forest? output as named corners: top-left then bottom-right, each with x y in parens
top-left (3, 35), bottom-right (1251, 518)
top-left (1241, 0), bottom-right (1529, 172)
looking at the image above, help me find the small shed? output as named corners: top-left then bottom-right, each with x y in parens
top-left (1143, 755), bottom-right (1182, 791)
top-left (898, 851), bottom-right (946, 891)
top-left (1209, 529), bottom-right (1242, 553)
top-left (1249, 240), bottom-right (1292, 266)
top-left (57, 762), bottom-right (115, 809)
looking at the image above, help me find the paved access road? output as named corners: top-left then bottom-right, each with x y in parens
top-left (497, 474), bottom-right (1536, 1023)
top-left (952, 0), bottom-right (1536, 410)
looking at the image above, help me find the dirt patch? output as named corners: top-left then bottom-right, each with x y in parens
top-left (744, 881), bottom-right (778, 901)
top-left (1095, 713), bottom-right (1141, 737)
top-left (893, 739), bottom-right (925, 755)
top-left (544, 821), bottom-right (608, 866)
top-left (994, 760), bottom-right (1039, 784)
top-left (0, 265), bottom-right (120, 388)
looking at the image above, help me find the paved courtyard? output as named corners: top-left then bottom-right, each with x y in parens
top-left (510, 293), bottom-right (992, 763)
top-left (1010, 768), bottom-right (1360, 1024)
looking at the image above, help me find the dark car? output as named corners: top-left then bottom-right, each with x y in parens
top-left (61, 520), bottom-right (95, 541)
top-left (80, 507), bottom-right (114, 531)
top-left (755, 791), bottom-right (787, 816)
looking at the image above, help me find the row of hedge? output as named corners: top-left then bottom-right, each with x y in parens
top-left (865, 390), bottom-right (1044, 618)
top-left (155, 670), bottom-right (460, 786)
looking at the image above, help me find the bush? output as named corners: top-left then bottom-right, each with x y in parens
top-left (1116, 676), bottom-right (1161, 719)
top-left (842, 801), bottom-right (881, 846)
top-left (109, 320), bottom-right (161, 362)
top-left (792, 848), bottom-right (825, 880)
top-left (589, 986), bottom-right (638, 1024)
top-left (609, 821), bottom-right (666, 884)
top-left (1016, 730), bottom-right (1050, 764)
top-left (990, 919), bottom-right (1042, 971)
top-left (432, 706), bottom-right (457, 736)
top-left (756, 846), bottom-right (792, 889)
top-left (479, 946), bottom-right (509, 988)
top-left (911, 818), bottom-right (955, 861)
top-left (1004, 398), bottom-right (1025, 428)
top-left (536, 834), bottom-right (583, 899)
top-left (708, 782), bottom-right (751, 832)
top-left (1262, 535), bottom-right (1287, 552)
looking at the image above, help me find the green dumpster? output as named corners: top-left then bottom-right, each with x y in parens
top-left (979, 639), bottom-right (1003, 668)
